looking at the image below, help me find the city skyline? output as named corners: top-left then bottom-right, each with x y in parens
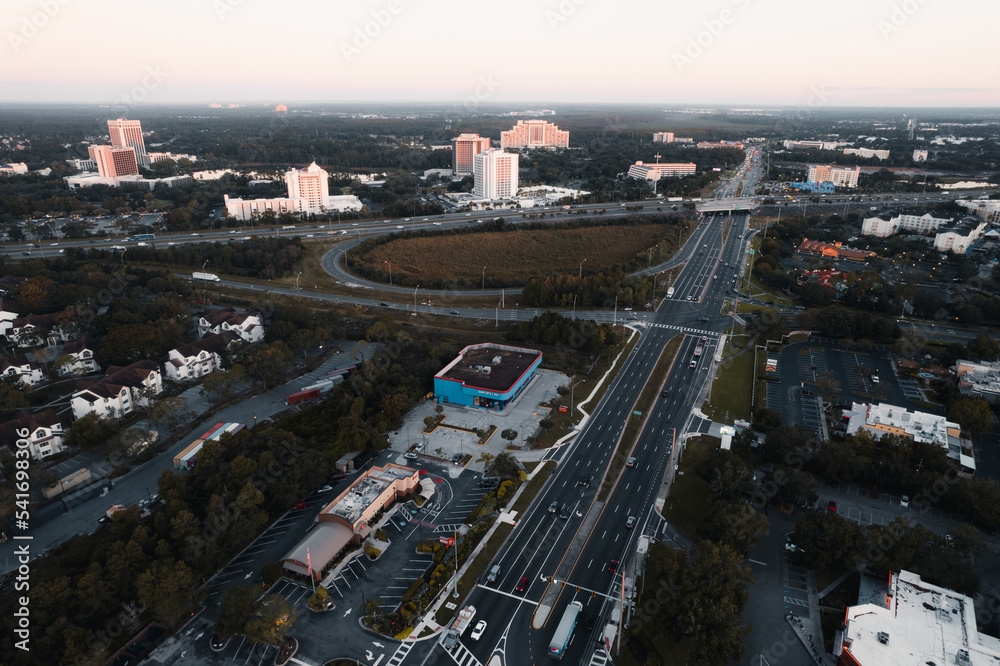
top-left (1, 0), bottom-right (998, 108)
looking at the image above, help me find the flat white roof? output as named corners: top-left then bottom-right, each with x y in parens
top-left (843, 570), bottom-right (1000, 665)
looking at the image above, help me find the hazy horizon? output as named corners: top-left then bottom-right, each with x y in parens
top-left (2, 0), bottom-right (999, 108)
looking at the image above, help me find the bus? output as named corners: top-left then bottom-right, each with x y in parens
top-left (548, 600), bottom-right (582, 659)
top-left (128, 233), bottom-right (155, 241)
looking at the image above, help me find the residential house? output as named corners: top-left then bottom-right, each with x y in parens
top-left (165, 331), bottom-right (238, 381)
top-left (0, 298), bottom-right (19, 337)
top-left (58, 339), bottom-right (99, 376)
top-left (197, 308), bottom-right (264, 343)
top-left (0, 410), bottom-right (65, 460)
top-left (6, 311), bottom-right (78, 348)
top-left (0, 353), bottom-right (45, 386)
top-left (70, 360), bottom-right (162, 420)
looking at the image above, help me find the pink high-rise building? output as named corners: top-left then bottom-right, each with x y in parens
top-left (88, 145), bottom-right (139, 178)
top-left (500, 120), bottom-right (569, 150)
top-left (452, 134), bottom-right (491, 176)
top-left (107, 119), bottom-right (148, 165)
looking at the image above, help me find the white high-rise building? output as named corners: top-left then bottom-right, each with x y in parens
top-left (652, 132), bottom-right (674, 143)
top-left (107, 118), bottom-right (148, 166)
top-left (473, 149), bottom-right (519, 200)
top-left (285, 162), bottom-right (330, 214)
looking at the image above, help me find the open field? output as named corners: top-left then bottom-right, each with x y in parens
top-left (354, 223), bottom-right (680, 286)
top-left (703, 350), bottom-right (755, 424)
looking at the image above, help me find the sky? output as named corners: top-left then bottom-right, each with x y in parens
top-left (1, 0), bottom-right (999, 108)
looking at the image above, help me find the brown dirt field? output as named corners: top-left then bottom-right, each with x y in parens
top-left (358, 224), bottom-right (675, 284)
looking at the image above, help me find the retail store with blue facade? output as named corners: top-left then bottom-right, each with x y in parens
top-left (433, 343), bottom-right (543, 411)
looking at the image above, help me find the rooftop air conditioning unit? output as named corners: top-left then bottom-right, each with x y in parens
top-left (876, 632), bottom-right (889, 645)
top-left (492, 356), bottom-right (502, 365)
top-left (482, 367), bottom-right (491, 375)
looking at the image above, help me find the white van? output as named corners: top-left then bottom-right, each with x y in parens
top-left (486, 565), bottom-right (500, 584)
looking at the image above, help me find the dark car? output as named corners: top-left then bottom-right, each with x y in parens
top-left (548, 501), bottom-right (559, 513)
top-left (577, 476), bottom-right (591, 488)
top-left (661, 390), bottom-right (669, 398)
top-left (583, 614), bottom-right (597, 632)
top-left (379, 302), bottom-right (389, 307)
top-left (625, 516), bottom-right (636, 529)
top-left (210, 634), bottom-right (229, 650)
top-left (559, 503), bottom-right (571, 519)
top-left (450, 310), bottom-right (460, 315)
top-left (607, 559), bottom-right (620, 573)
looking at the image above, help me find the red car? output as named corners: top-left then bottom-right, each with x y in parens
top-left (292, 501), bottom-right (307, 510)
top-left (515, 576), bottom-right (529, 593)
top-left (827, 500), bottom-right (837, 513)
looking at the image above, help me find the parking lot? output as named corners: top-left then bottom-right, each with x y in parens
top-left (386, 368), bottom-right (568, 473)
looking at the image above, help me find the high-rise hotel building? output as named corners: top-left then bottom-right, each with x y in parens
top-left (500, 120), bottom-right (569, 150)
top-left (88, 145), bottom-right (140, 178)
top-left (452, 134), bottom-right (491, 176)
top-left (473, 148), bottom-right (519, 200)
top-left (107, 118), bottom-right (148, 166)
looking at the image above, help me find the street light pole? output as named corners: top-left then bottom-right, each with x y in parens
top-left (202, 259), bottom-right (209, 272)
top-left (482, 266), bottom-right (486, 290)
top-left (413, 285), bottom-right (419, 313)
top-left (579, 258), bottom-right (586, 278)
top-left (384, 260), bottom-right (392, 287)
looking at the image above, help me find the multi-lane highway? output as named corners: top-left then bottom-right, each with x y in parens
top-left (425, 208), bottom-right (751, 666)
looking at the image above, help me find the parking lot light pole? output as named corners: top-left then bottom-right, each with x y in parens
top-left (452, 531), bottom-right (459, 598)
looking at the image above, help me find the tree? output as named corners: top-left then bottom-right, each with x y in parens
top-left (65, 413), bottom-right (120, 449)
top-left (950, 523), bottom-right (984, 560)
top-left (792, 511), bottom-right (867, 574)
top-left (500, 428), bottom-right (518, 446)
top-left (201, 364), bottom-right (245, 403)
top-left (752, 408), bottom-right (782, 433)
top-left (145, 396), bottom-right (195, 430)
top-left (967, 333), bottom-right (1000, 362)
top-left (135, 559), bottom-right (200, 626)
top-left (491, 452), bottom-right (520, 478)
top-left (949, 397), bottom-right (992, 433)
top-left (477, 452), bottom-right (495, 472)
top-left (699, 500), bottom-right (769, 555)
top-left (215, 585), bottom-right (260, 637)
top-left (244, 594), bottom-right (296, 646)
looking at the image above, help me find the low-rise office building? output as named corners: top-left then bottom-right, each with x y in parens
top-left (955, 359), bottom-right (1000, 403)
top-left (434, 343), bottom-right (542, 412)
top-left (838, 570), bottom-right (1000, 665)
top-left (281, 463), bottom-right (423, 581)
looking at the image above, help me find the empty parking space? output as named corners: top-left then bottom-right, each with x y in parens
top-left (897, 376), bottom-right (923, 400)
top-left (782, 564), bottom-right (810, 619)
top-left (796, 349), bottom-right (828, 383)
top-left (799, 394), bottom-right (826, 441)
top-left (766, 381), bottom-right (784, 413)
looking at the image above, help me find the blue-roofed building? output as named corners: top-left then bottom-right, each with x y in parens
top-left (433, 343), bottom-right (542, 411)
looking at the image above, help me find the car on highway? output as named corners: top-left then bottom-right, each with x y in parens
top-left (379, 302), bottom-right (389, 307)
top-left (559, 503), bottom-right (571, 519)
top-left (607, 559), bottom-right (619, 573)
top-left (583, 614), bottom-right (597, 632)
top-left (515, 576), bottom-right (529, 592)
top-left (689, 360), bottom-right (697, 369)
top-left (698, 317), bottom-right (709, 322)
top-left (827, 500), bottom-right (838, 513)
top-left (465, 213), bottom-right (472, 216)
top-left (626, 457), bottom-right (636, 468)
top-left (548, 501), bottom-right (559, 513)
top-left (661, 390), bottom-right (669, 398)
top-left (471, 619), bottom-right (487, 641)
top-left (577, 476), bottom-right (591, 488)
top-left (450, 310), bottom-right (459, 315)
top-left (396, 225), bottom-right (404, 229)
top-left (433, 222), bottom-right (442, 225)
top-left (625, 516), bottom-right (636, 529)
